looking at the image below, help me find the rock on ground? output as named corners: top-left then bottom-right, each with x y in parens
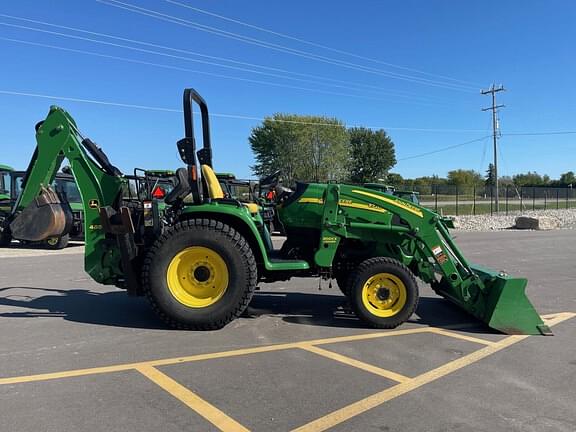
top-left (448, 209), bottom-right (576, 232)
top-left (515, 216), bottom-right (560, 230)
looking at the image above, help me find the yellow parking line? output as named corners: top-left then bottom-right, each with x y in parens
top-left (426, 328), bottom-right (495, 346)
top-left (300, 345), bottom-right (410, 383)
top-left (0, 328), bottom-right (430, 386)
top-left (136, 365), bottom-right (249, 432)
top-left (0, 363), bottom-right (140, 386)
top-left (308, 327), bottom-right (430, 346)
top-left (2, 314), bottom-right (574, 387)
top-left (291, 312), bottom-right (575, 432)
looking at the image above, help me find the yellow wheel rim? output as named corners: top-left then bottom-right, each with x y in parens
top-left (47, 237), bottom-right (58, 246)
top-left (166, 246), bottom-right (229, 308)
top-left (361, 272), bottom-right (407, 318)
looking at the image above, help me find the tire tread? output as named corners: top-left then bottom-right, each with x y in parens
top-left (141, 218), bottom-right (257, 330)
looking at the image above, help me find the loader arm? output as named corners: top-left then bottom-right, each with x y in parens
top-left (340, 186), bottom-right (550, 335)
top-left (280, 183), bottom-right (549, 335)
top-left (10, 106), bottom-right (126, 284)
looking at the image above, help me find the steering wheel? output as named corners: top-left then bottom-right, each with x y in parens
top-left (260, 170), bottom-right (292, 203)
top-left (259, 170), bottom-right (282, 188)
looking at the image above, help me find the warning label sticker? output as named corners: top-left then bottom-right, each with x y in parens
top-left (432, 246), bottom-right (448, 264)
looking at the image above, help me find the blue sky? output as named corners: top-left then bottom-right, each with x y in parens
top-left (0, 0), bottom-right (574, 179)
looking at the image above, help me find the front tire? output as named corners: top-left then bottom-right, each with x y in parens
top-left (142, 219), bottom-right (257, 330)
top-left (349, 257), bottom-right (418, 329)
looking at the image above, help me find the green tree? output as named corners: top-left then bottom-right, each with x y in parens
top-left (447, 169), bottom-right (483, 187)
top-left (512, 171), bottom-right (547, 186)
top-left (348, 128), bottom-right (396, 183)
top-left (386, 173), bottom-right (404, 186)
top-left (499, 175), bottom-right (514, 187)
top-left (485, 163), bottom-right (496, 187)
top-left (413, 175), bottom-right (448, 186)
top-left (409, 175), bottom-right (446, 195)
top-left (559, 171), bottom-right (575, 186)
top-left (302, 121), bottom-right (349, 182)
top-left (249, 114), bottom-right (348, 184)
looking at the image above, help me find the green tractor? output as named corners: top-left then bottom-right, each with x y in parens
top-left (0, 165), bottom-right (14, 246)
top-left (1, 166), bottom-right (83, 248)
top-left (363, 183), bottom-right (420, 205)
top-left (0, 164), bottom-right (14, 210)
top-left (3, 88), bottom-right (549, 334)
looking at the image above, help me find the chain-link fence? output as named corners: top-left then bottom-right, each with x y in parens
top-left (399, 184), bottom-right (576, 216)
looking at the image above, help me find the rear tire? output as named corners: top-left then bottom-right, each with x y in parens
top-left (0, 217), bottom-right (11, 247)
top-left (44, 234), bottom-right (69, 250)
top-left (349, 257), bottom-right (418, 329)
top-left (0, 232), bottom-right (10, 247)
top-left (142, 218), bottom-right (257, 330)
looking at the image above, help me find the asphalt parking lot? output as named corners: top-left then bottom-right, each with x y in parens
top-left (1, 231), bottom-right (575, 432)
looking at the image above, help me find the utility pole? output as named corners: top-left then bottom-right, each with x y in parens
top-left (481, 84), bottom-right (505, 212)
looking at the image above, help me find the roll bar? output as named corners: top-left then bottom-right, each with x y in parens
top-left (177, 88), bottom-right (213, 204)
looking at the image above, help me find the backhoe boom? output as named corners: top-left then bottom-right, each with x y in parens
top-left (9, 106), bottom-right (125, 284)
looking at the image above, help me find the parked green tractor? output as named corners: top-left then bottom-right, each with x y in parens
top-left (1, 166), bottom-right (83, 248)
top-left (0, 164), bottom-right (14, 209)
top-left (2, 88), bottom-right (549, 335)
top-left (0, 165), bottom-right (14, 246)
top-left (363, 183), bottom-right (420, 204)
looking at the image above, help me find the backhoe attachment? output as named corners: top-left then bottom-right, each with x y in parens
top-left (10, 185), bottom-right (71, 241)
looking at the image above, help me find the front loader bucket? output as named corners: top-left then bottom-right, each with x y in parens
top-left (437, 265), bottom-right (551, 335)
top-left (474, 266), bottom-right (551, 335)
top-left (10, 186), bottom-right (71, 242)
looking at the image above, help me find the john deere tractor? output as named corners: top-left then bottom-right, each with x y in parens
top-left (2, 88), bottom-right (549, 334)
top-left (1, 166), bottom-right (83, 248)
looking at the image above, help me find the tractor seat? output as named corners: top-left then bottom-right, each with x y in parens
top-left (201, 164), bottom-right (224, 199)
top-left (164, 167), bottom-right (191, 204)
top-left (201, 165), bottom-right (260, 214)
top-left (243, 202), bottom-right (260, 213)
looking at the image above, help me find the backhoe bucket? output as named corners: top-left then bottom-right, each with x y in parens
top-left (463, 265), bottom-right (550, 335)
top-left (10, 186), bottom-right (71, 242)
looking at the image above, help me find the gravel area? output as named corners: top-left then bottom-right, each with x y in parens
top-left (450, 208), bottom-right (576, 231)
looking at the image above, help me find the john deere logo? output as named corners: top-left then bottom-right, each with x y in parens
top-left (88, 199), bottom-right (99, 209)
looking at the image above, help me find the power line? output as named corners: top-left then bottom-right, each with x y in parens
top-left (1, 22), bottom-right (405, 98)
top-left (0, 89), bottom-right (485, 132)
top-left (0, 89), bottom-right (180, 112)
top-left (503, 131), bottom-right (576, 136)
top-left (97, 0), bottom-right (478, 92)
top-left (398, 136), bottom-right (492, 161)
top-left (0, 22), bottom-right (399, 99)
top-left (2, 89), bottom-right (573, 139)
top-left (165, 0), bottom-right (482, 88)
top-left (1, 36), bottom-right (426, 104)
top-left (0, 14), bottom-right (450, 104)
top-left (478, 138), bottom-right (489, 173)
